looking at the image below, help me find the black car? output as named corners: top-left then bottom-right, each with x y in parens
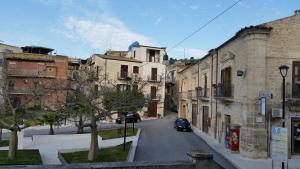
top-left (116, 113), bottom-right (141, 124)
top-left (174, 118), bottom-right (192, 131)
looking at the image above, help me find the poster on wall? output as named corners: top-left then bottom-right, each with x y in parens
top-left (271, 127), bottom-right (288, 161)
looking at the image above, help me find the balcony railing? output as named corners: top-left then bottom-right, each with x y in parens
top-left (117, 72), bottom-right (131, 80)
top-left (165, 77), bottom-right (176, 84)
top-left (7, 69), bottom-right (44, 77)
top-left (148, 94), bottom-right (161, 101)
top-left (196, 87), bottom-right (210, 100)
top-left (213, 83), bottom-right (234, 99)
top-left (179, 92), bottom-right (188, 100)
top-left (8, 88), bottom-right (33, 95)
top-left (147, 75), bottom-right (161, 83)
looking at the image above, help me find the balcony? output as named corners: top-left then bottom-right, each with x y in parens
top-left (148, 94), bottom-right (161, 101)
top-left (284, 83), bottom-right (300, 111)
top-left (117, 72), bottom-right (131, 81)
top-left (8, 88), bottom-right (33, 95)
top-left (165, 77), bottom-right (176, 85)
top-left (196, 87), bottom-right (210, 101)
top-left (179, 92), bottom-right (188, 101)
top-left (213, 83), bottom-right (234, 102)
top-left (6, 69), bottom-right (55, 78)
top-left (147, 75), bottom-right (161, 83)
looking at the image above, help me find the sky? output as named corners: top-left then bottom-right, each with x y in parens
top-left (0, 0), bottom-right (299, 59)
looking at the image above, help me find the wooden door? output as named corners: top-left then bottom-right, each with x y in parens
top-left (148, 102), bottom-right (157, 117)
top-left (293, 62), bottom-right (300, 98)
top-left (151, 68), bottom-right (157, 81)
top-left (192, 104), bottom-right (198, 127)
top-left (150, 86), bottom-right (157, 99)
top-left (202, 106), bottom-right (209, 133)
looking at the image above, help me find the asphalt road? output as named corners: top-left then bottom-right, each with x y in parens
top-left (134, 112), bottom-right (237, 169)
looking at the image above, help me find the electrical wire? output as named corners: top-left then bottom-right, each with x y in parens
top-left (167, 0), bottom-right (243, 53)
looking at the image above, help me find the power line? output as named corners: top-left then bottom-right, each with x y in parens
top-left (168, 0), bottom-right (242, 53)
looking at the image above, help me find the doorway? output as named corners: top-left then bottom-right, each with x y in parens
top-left (192, 104), bottom-right (198, 127)
top-left (148, 102), bottom-right (157, 117)
top-left (202, 106), bottom-right (209, 133)
top-left (292, 118), bottom-right (300, 155)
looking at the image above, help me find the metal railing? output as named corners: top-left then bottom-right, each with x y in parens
top-left (148, 94), bottom-right (161, 100)
top-left (7, 69), bottom-right (44, 77)
top-left (213, 83), bottom-right (234, 98)
top-left (147, 75), bottom-right (161, 83)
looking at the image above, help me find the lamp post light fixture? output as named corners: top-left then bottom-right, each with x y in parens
top-left (279, 65), bottom-right (289, 169)
top-left (279, 65), bottom-right (289, 128)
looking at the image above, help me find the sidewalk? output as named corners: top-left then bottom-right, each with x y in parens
top-left (192, 127), bottom-right (300, 169)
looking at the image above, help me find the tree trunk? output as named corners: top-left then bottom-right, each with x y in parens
top-left (88, 117), bottom-right (99, 161)
top-left (77, 115), bottom-right (84, 134)
top-left (49, 123), bottom-right (54, 135)
top-left (8, 130), bottom-right (18, 159)
top-left (0, 128), bottom-right (2, 141)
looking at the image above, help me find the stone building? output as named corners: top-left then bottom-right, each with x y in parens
top-left (178, 10), bottom-right (300, 159)
top-left (89, 44), bottom-right (166, 118)
top-left (165, 61), bottom-right (188, 112)
top-left (3, 46), bottom-right (68, 109)
top-left (0, 43), bottom-right (22, 104)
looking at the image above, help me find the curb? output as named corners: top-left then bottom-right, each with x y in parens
top-left (191, 126), bottom-right (241, 169)
top-left (127, 128), bottom-right (141, 162)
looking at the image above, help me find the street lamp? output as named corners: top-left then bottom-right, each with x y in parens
top-left (279, 65), bottom-right (289, 128)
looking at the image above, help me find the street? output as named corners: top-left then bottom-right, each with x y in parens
top-left (134, 112), bottom-right (237, 169)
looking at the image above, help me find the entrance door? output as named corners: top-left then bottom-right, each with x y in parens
top-left (292, 118), bottom-right (300, 154)
top-left (148, 102), bottom-right (157, 117)
top-left (202, 106), bottom-right (209, 133)
top-left (192, 104), bottom-right (198, 127)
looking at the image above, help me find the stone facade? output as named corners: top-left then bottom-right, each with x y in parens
top-left (90, 45), bottom-right (166, 118)
top-left (177, 11), bottom-right (300, 159)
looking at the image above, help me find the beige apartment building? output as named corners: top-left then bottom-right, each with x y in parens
top-left (89, 44), bottom-right (166, 118)
top-left (178, 10), bottom-right (300, 159)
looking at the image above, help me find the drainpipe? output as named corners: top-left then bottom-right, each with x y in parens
top-left (197, 61), bottom-right (200, 129)
top-left (214, 49), bottom-right (218, 139)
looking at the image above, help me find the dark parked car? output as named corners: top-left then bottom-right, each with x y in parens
top-left (174, 118), bottom-right (192, 131)
top-left (116, 113), bottom-right (141, 124)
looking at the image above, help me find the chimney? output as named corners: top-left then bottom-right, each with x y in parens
top-left (295, 10), bottom-right (300, 15)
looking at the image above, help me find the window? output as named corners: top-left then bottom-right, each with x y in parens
top-left (8, 80), bottom-right (14, 92)
top-left (133, 66), bottom-right (139, 74)
top-left (120, 65), bottom-right (128, 78)
top-left (151, 68), bottom-right (157, 81)
top-left (0, 58), bottom-right (2, 66)
top-left (293, 61), bottom-right (300, 98)
top-left (221, 67), bottom-right (232, 97)
top-left (148, 50), bottom-right (156, 62)
top-left (134, 51), bottom-right (136, 58)
top-left (204, 74), bottom-right (207, 97)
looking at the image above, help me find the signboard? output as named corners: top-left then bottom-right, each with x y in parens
top-left (259, 97), bottom-right (266, 116)
top-left (271, 127), bottom-right (288, 161)
top-left (259, 91), bottom-right (273, 99)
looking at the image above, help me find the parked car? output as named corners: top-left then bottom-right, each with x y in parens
top-left (116, 113), bottom-right (141, 124)
top-left (174, 118), bottom-right (192, 131)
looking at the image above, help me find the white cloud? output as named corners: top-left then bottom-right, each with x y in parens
top-left (172, 47), bottom-right (207, 59)
top-left (56, 16), bottom-right (152, 51)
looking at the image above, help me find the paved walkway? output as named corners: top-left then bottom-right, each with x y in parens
top-left (0, 130), bottom-right (139, 165)
top-left (192, 127), bottom-right (300, 169)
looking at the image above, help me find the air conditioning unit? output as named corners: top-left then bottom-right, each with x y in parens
top-left (272, 108), bottom-right (283, 118)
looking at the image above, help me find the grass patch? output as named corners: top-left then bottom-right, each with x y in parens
top-left (0, 140), bottom-right (9, 147)
top-left (100, 128), bottom-right (138, 140)
top-left (62, 141), bottom-right (132, 163)
top-left (0, 150), bottom-right (42, 165)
